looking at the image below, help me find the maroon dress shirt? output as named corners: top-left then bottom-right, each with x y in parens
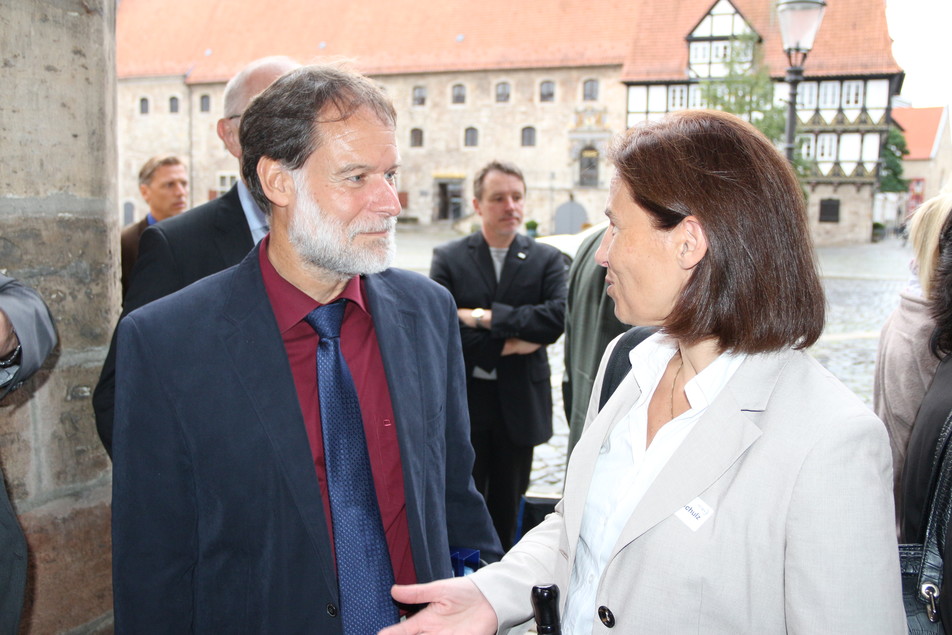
top-left (258, 237), bottom-right (416, 586)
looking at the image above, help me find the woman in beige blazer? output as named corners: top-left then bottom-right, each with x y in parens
top-left (383, 111), bottom-right (905, 634)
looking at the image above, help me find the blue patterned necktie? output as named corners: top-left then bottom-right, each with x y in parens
top-left (304, 299), bottom-right (399, 632)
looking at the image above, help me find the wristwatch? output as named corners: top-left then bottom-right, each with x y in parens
top-left (471, 308), bottom-right (485, 329)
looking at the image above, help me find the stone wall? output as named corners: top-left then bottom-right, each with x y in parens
top-left (0, 0), bottom-right (115, 631)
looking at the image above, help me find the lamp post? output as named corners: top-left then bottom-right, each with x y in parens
top-left (777, 0), bottom-right (826, 163)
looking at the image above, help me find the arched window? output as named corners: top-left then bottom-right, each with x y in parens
top-left (521, 126), bottom-right (536, 147)
top-left (540, 80), bottom-right (555, 102)
top-left (412, 86), bottom-right (426, 106)
top-left (200, 94), bottom-right (211, 112)
top-left (410, 128), bottom-right (424, 147)
top-left (464, 127), bottom-right (478, 147)
top-left (580, 147), bottom-right (599, 187)
top-left (583, 79), bottom-right (599, 101)
top-left (169, 96), bottom-right (179, 113)
top-left (496, 82), bottom-right (511, 103)
top-left (139, 97), bottom-right (149, 114)
top-left (452, 84), bottom-right (466, 104)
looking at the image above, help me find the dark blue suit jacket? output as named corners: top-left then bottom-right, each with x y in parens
top-left (111, 246), bottom-right (501, 633)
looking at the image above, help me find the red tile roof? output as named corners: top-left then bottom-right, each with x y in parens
top-left (117, 0), bottom-right (900, 84)
top-left (892, 107), bottom-right (947, 160)
top-left (118, 0), bottom-right (642, 83)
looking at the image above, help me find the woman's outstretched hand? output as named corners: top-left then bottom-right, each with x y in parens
top-left (378, 578), bottom-right (498, 635)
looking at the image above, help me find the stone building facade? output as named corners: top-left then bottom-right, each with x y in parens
top-left (115, 0), bottom-right (903, 245)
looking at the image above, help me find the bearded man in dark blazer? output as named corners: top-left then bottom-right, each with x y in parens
top-left (430, 161), bottom-right (566, 549)
top-left (110, 64), bottom-right (501, 633)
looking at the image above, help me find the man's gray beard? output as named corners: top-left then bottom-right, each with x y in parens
top-left (288, 170), bottom-right (396, 279)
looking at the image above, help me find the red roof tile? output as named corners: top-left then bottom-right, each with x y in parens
top-left (892, 106), bottom-right (947, 160)
top-left (119, 0), bottom-right (898, 84)
top-left (118, 0), bottom-right (644, 83)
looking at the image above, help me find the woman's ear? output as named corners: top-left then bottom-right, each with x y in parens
top-left (257, 157), bottom-right (293, 211)
top-left (677, 215), bottom-right (708, 270)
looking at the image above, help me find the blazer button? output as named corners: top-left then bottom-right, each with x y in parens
top-left (597, 605), bottom-right (615, 628)
top-left (326, 603), bottom-right (338, 618)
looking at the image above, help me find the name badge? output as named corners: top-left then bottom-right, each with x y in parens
top-left (675, 497), bottom-right (713, 532)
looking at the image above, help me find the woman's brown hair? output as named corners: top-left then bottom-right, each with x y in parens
top-left (610, 109), bottom-right (825, 353)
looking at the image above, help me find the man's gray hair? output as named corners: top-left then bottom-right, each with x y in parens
top-left (239, 64), bottom-right (396, 215)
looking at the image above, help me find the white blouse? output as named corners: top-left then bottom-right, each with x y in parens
top-left (562, 334), bottom-right (746, 633)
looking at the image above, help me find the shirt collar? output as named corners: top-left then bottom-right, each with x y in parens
top-left (628, 332), bottom-right (746, 412)
top-left (237, 180), bottom-right (270, 244)
top-left (257, 234), bottom-right (367, 334)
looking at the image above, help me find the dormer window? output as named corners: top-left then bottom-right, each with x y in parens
top-left (686, 0), bottom-right (756, 79)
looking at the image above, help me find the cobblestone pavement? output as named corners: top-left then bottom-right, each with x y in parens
top-left (392, 225), bottom-right (914, 496)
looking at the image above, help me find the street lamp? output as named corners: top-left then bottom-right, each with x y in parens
top-left (777, 0), bottom-right (826, 163)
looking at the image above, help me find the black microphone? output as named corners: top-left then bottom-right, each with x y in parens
top-left (531, 584), bottom-right (562, 634)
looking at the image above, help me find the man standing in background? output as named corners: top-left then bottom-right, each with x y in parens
top-left (430, 161), bottom-right (566, 549)
top-left (120, 155), bottom-right (188, 295)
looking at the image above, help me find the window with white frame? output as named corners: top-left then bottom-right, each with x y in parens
top-left (452, 84), bottom-right (466, 104)
top-left (410, 128), bottom-right (423, 147)
top-left (712, 41), bottom-right (731, 61)
top-left (690, 42), bottom-right (710, 63)
top-left (688, 84), bottom-right (705, 109)
top-left (464, 127), bottom-right (478, 147)
top-left (797, 82), bottom-right (817, 109)
top-left (816, 133), bottom-right (837, 160)
top-left (842, 80), bottom-right (864, 107)
top-left (818, 81), bottom-right (840, 109)
top-left (668, 85), bottom-right (688, 111)
top-left (798, 134), bottom-right (815, 160)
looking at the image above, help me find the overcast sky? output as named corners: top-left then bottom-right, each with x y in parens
top-left (885, 0), bottom-right (951, 108)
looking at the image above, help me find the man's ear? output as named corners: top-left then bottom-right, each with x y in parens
top-left (217, 119), bottom-right (242, 159)
top-left (676, 215), bottom-right (708, 270)
top-left (258, 157), bottom-right (293, 210)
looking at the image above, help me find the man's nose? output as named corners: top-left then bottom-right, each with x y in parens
top-left (374, 180), bottom-right (401, 217)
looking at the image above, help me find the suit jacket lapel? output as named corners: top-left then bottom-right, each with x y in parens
top-left (608, 353), bottom-right (791, 554)
top-left (218, 247), bottom-right (339, 599)
top-left (495, 234), bottom-right (530, 300)
top-left (467, 233), bottom-right (498, 296)
top-left (363, 273), bottom-right (431, 572)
